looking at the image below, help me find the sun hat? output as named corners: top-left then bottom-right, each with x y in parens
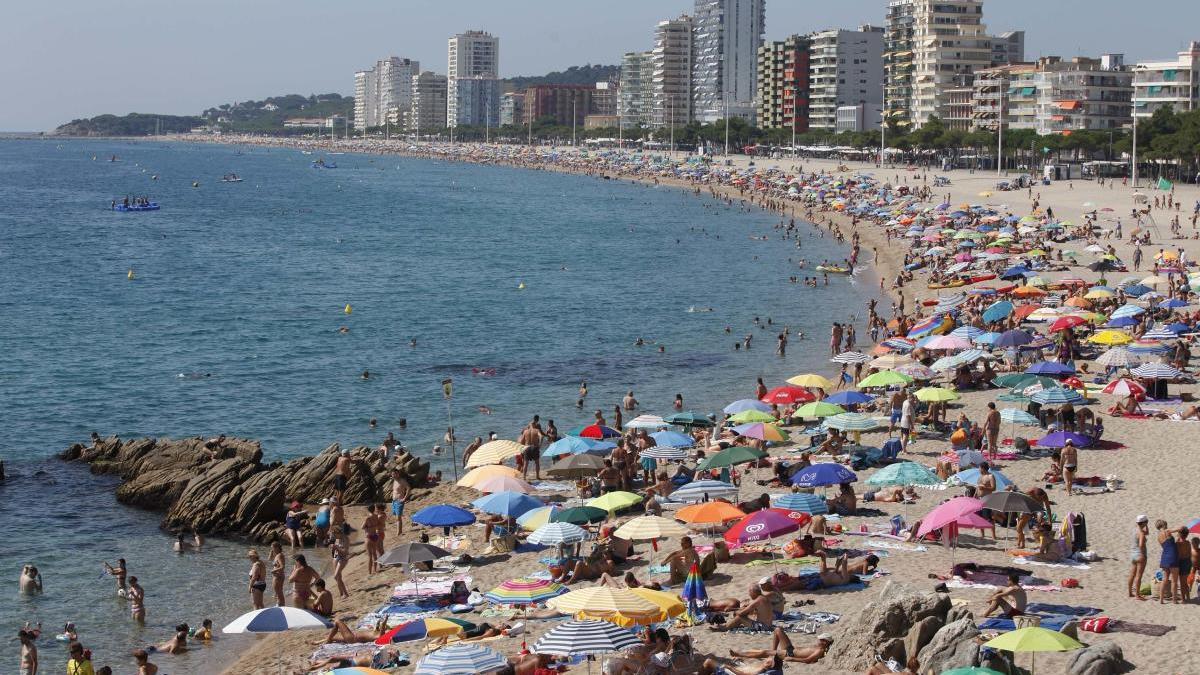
top-left (1136, 514), bottom-right (1148, 524)
top-left (817, 633), bottom-right (834, 643)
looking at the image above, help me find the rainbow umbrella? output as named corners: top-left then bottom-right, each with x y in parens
top-left (680, 562), bottom-right (708, 618)
top-left (374, 617), bottom-right (469, 644)
top-left (731, 422), bottom-right (790, 442)
top-left (484, 577), bottom-right (567, 605)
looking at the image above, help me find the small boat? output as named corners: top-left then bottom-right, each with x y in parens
top-left (221, 174), bottom-right (243, 183)
top-left (311, 159), bottom-right (337, 169)
top-left (112, 202), bottom-right (159, 212)
top-left (816, 265), bottom-right (852, 275)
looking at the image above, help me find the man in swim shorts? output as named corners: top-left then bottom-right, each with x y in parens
top-left (729, 628), bottom-right (833, 664)
top-left (333, 449), bottom-right (351, 503)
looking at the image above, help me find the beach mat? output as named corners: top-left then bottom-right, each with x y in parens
top-left (978, 613), bottom-right (1072, 632)
top-left (1024, 603), bottom-right (1101, 616)
top-left (1108, 619), bottom-right (1176, 636)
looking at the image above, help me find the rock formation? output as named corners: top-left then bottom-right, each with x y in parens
top-left (61, 436), bottom-right (431, 543)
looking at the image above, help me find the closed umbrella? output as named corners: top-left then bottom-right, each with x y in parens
top-left (791, 463), bottom-right (858, 488)
top-left (414, 643), bottom-right (508, 675)
top-left (465, 440), bottom-right (526, 468)
top-left (680, 562), bottom-right (708, 619)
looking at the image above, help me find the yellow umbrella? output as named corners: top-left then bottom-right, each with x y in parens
top-left (1083, 288), bottom-right (1114, 299)
top-left (786, 373), bottom-right (835, 389)
top-left (457, 464), bottom-right (521, 488)
top-left (1088, 330), bottom-right (1133, 346)
top-left (547, 587), bottom-right (662, 627)
top-left (588, 491), bottom-right (644, 513)
top-left (628, 588), bottom-right (686, 620)
top-left (915, 387), bottom-right (959, 402)
top-left (465, 439), bottom-right (525, 468)
top-left (983, 626), bottom-right (1082, 674)
top-left (613, 515), bottom-right (688, 541)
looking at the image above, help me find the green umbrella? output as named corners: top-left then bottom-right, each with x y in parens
top-left (992, 373), bottom-right (1057, 390)
top-left (915, 386), bottom-right (960, 402)
top-left (728, 409), bottom-right (776, 424)
top-left (857, 370), bottom-right (914, 388)
top-left (983, 626), bottom-right (1083, 674)
top-left (795, 401), bottom-right (846, 418)
top-left (696, 445), bottom-right (767, 471)
top-left (865, 461), bottom-right (941, 487)
top-left (552, 506), bottom-right (609, 525)
top-left (824, 412), bottom-right (881, 432)
top-left (663, 411), bottom-right (715, 428)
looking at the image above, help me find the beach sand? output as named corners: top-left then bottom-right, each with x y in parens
top-left (203, 137), bottom-right (1200, 674)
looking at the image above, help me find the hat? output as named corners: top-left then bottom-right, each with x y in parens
top-left (817, 633), bottom-right (833, 643)
top-left (1136, 514), bottom-right (1149, 524)
top-left (320, 498), bottom-right (330, 505)
top-left (758, 576), bottom-right (773, 587)
top-left (340, 448), bottom-right (349, 456)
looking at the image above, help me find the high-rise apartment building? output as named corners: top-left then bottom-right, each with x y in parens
top-left (620, 51), bottom-right (654, 128)
top-left (691, 0), bottom-right (765, 122)
top-left (1132, 42), bottom-right (1200, 120)
top-left (500, 92), bottom-right (525, 126)
top-left (973, 56), bottom-right (1133, 135)
top-left (808, 26), bottom-right (884, 131)
top-left (353, 57), bottom-right (419, 131)
top-left (652, 15), bottom-right (695, 129)
top-left (992, 31), bottom-right (1025, 66)
top-left (453, 77), bottom-right (501, 127)
top-left (756, 35), bottom-right (811, 132)
top-left (354, 70), bottom-right (377, 130)
top-left (447, 30), bottom-right (499, 127)
top-left (522, 85), bottom-right (595, 127)
top-left (883, 0), bottom-right (916, 129)
top-left (409, 71), bottom-right (448, 134)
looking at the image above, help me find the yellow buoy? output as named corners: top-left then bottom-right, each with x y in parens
top-left (517, 281), bottom-right (525, 290)
top-left (127, 269), bottom-right (135, 280)
top-left (343, 304), bottom-right (352, 314)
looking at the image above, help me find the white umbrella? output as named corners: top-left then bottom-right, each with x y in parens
top-left (416, 643), bottom-right (508, 675)
top-left (222, 606), bottom-right (331, 634)
top-left (639, 446), bottom-right (688, 460)
top-left (528, 522), bottom-right (590, 546)
top-left (1095, 347), bottom-right (1140, 368)
top-left (624, 414), bottom-right (667, 429)
top-left (832, 351), bottom-right (871, 364)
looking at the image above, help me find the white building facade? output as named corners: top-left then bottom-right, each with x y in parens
top-left (447, 30), bottom-right (500, 127)
top-left (808, 26), bottom-right (884, 131)
top-left (652, 16), bottom-right (695, 129)
top-left (691, 0), bottom-right (765, 122)
top-left (1132, 42), bottom-right (1200, 120)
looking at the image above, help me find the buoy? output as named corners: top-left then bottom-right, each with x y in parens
top-left (127, 269), bottom-right (135, 280)
top-left (343, 304), bottom-right (352, 315)
top-left (517, 281), bottom-right (525, 290)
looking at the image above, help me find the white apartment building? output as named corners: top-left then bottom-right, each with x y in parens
top-left (409, 71), bottom-right (448, 134)
top-left (621, 51), bottom-right (654, 128)
top-left (973, 56), bottom-right (1132, 135)
top-left (353, 57), bottom-right (419, 131)
top-left (652, 16), bottom-right (694, 129)
top-left (808, 26), bottom-right (884, 131)
top-left (354, 70), bottom-right (377, 130)
top-left (1132, 42), bottom-right (1200, 119)
top-left (691, 0), bottom-right (765, 123)
top-left (910, 0), bottom-right (993, 127)
top-left (447, 30), bottom-right (499, 127)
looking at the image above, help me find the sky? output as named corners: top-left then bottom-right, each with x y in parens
top-left (3, 0), bottom-right (1200, 131)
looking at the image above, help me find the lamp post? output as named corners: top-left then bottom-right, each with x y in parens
top-left (997, 75), bottom-right (1005, 176)
top-left (571, 91), bottom-right (577, 147)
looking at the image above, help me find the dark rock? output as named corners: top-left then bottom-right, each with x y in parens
top-left (878, 637), bottom-right (906, 665)
top-left (1067, 642), bottom-right (1128, 675)
top-left (916, 618), bottom-right (979, 674)
top-left (903, 616), bottom-right (943, 663)
top-left (825, 583), bottom-right (953, 671)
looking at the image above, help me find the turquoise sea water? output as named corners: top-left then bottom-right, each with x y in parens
top-left (0, 139), bottom-right (879, 672)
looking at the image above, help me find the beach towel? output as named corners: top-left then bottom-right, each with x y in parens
top-left (1024, 603), bottom-right (1101, 616)
top-left (529, 480), bottom-right (575, 493)
top-left (391, 575), bottom-right (472, 599)
top-left (863, 539), bottom-right (928, 553)
top-left (1107, 620), bottom-right (1176, 637)
top-left (978, 613), bottom-right (1072, 632)
top-left (746, 556), bottom-right (821, 567)
top-left (947, 578), bottom-right (1061, 593)
top-left (1012, 556), bottom-right (1091, 570)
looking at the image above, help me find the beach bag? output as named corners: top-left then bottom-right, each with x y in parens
top-left (1080, 617), bottom-right (1110, 633)
top-left (950, 429), bottom-right (968, 445)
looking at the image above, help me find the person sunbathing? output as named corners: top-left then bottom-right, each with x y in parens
top-left (1108, 394), bottom-right (1142, 416)
top-left (708, 654), bottom-right (787, 675)
top-left (558, 553), bottom-right (615, 585)
top-left (459, 622), bottom-right (511, 641)
top-left (708, 586), bottom-right (775, 632)
top-left (1151, 405), bottom-right (1200, 420)
top-left (982, 573), bottom-right (1028, 617)
top-left (863, 486), bottom-right (917, 503)
top-left (729, 628), bottom-right (833, 664)
top-left (707, 596), bottom-right (743, 612)
top-left (814, 553), bottom-right (864, 588)
top-left (864, 656), bottom-right (920, 674)
top-left (314, 617), bottom-right (386, 645)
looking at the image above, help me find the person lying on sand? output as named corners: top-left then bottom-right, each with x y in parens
top-left (863, 486), bottom-right (917, 503)
top-left (314, 617), bottom-right (386, 645)
top-left (554, 550), bottom-right (615, 585)
top-left (1150, 405), bottom-right (1200, 420)
top-left (703, 654), bottom-right (786, 675)
top-left (729, 628), bottom-right (834, 664)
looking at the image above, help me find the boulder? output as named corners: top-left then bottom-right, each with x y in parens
top-left (825, 583), bottom-right (953, 671)
top-left (916, 618), bottom-right (980, 675)
top-left (945, 603), bottom-right (974, 626)
top-left (903, 616), bottom-right (943, 663)
top-left (878, 637), bottom-right (906, 665)
top-left (1067, 642), bottom-right (1128, 675)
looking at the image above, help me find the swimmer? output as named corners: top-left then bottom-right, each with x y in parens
top-left (103, 558), bottom-right (127, 595)
top-left (19, 565), bottom-right (42, 594)
top-left (361, 370), bottom-right (370, 380)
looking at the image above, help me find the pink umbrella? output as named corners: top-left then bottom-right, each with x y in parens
top-left (916, 496), bottom-right (983, 538)
top-left (954, 252), bottom-right (974, 262)
top-left (473, 475), bottom-right (534, 494)
top-left (724, 509), bottom-right (801, 546)
top-left (924, 335), bottom-right (973, 351)
top-left (956, 512), bottom-right (993, 529)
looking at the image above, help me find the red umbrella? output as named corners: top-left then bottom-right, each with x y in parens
top-left (1062, 377), bottom-right (1085, 390)
top-left (1012, 304), bottom-right (1043, 321)
top-left (760, 386), bottom-right (816, 405)
top-left (1049, 315), bottom-right (1087, 332)
top-left (1102, 378), bottom-right (1146, 399)
top-left (724, 509), bottom-right (801, 545)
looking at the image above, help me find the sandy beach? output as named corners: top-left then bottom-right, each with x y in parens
top-left (185, 135), bottom-right (1200, 675)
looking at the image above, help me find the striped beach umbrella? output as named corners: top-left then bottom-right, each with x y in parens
top-left (951, 326), bottom-right (985, 341)
top-left (484, 578), bottom-right (567, 606)
top-left (870, 353), bottom-right (915, 369)
top-left (669, 480), bottom-right (739, 503)
top-left (527, 522), bottom-right (589, 546)
top-left (375, 617), bottom-right (467, 644)
top-left (624, 414), bottom-right (667, 429)
top-left (1131, 363), bottom-right (1182, 379)
top-left (414, 643), bottom-right (508, 675)
top-left (1029, 387), bottom-right (1084, 405)
top-left (546, 587), bottom-right (662, 627)
top-left (999, 408), bottom-right (1039, 425)
top-left (1128, 341), bottom-right (1172, 355)
top-left (773, 492), bottom-right (828, 514)
top-left (1142, 327), bottom-right (1179, 341)
top-left (731, 422), bottom-right (790, 441)
top-left (639, 446), bottom-right (689, 461)
top-left (832, 351), bottom-right (872, 364)
top-left (896, 363), bottom-right (938, 380)
top-left (532, 620), bottom-right (641, 657)
top-left (465, 439), bottom-right (525, 468)
top-left (614, 515), bottom-right (688, 541)
top-left (825, 412), bottom-right (881, 432)
top-left (222, 606), bottom-right (332, 634)
top-left (517, 505), bottom-right (561, 530)
top-left (931, 355), bottom-right (964, 372)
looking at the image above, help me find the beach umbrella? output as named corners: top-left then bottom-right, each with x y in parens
top-left (773, 492), bottom-right (828, 515)
top-left (1132, 363), bottom-right (1182, 379)
top-left (896, 363), bottom-right (937, 380)
top-left (980, 491), bottom-right (1040, 515)
top-left (614, 515), bottom-right (688, 541)
top-left (638, 446), bottom-right (689, 460)
top-left (1012, 305), bottom-right (1043, 322)
top-left (931, 355), bottom-right (964, 372)
top-left (1111, 304), bottom-right (1145, 319)
top-left (548, 453), bottom-right (606, 478)
top-left (517, 505), bottom-right (562, 530)
top-left (994, 330), bottom-right (1034, 348)
top-left (412, 505), bottom-right (476, 529)
top-left (723, 399), bottom-right (772, 414)
top-left (378, 542), bottom-right (452, 567)
top-left (1000, 408), bottom-right (1038, 426)
top-left (995, 374), bottom-right (1058, 391)
top-left (484, 577), bottom-right (568, 606)
top-left (925, 335), bottom-right (974, 351)
top-left (1128, 341), bottom-right (1172, 356)
top-left (1095, 347), bottom-right (1140, 368)
top-left (675, 501), bottom-right (746, 525)
top-left (759, 386), bottom-right (816, 405)
top-left (983, 626), bottom-right (1083, 674)
top-left (527, 522), bottom-right (589, 546)
top-left (1088, 330), bottom-right (1133, 346)
top-left (870, 353), bottom-right (915, 369)
top-left (532, 620), bottom-right (642, 657)
top-left (663, 411), bottom-right (715, 428)
top-left (1102, 378), bottom-right (1146, 398)
top-left (731, 422), bottom-right (790, 442)
top-left (651, 430), bottom-right (695, 447)
top-left (954, 467), bottom-right (1014, 491)
top-left (472, 475), bottom-right (534, 494)
top-left (973, 331), bottom-right (1003, 346)
top-left (791, 463), bottom-right (858, 488)
top-left (1024, 361), bottom-right (1075, 376)
top-left (554, 506), bottom-right (610, 525)
top-left (724, 508), bottom-right (801, 545)
top-left (786, 373), bottom-right (836, 389)
top-left (916, 496), bottom-right (984, 538)
top-left (1048, 315), bottom-right (1088, 332)
top-left (464, 439), bottom-right (526, 468)
top-left (472, 491), bottom-right (543, 518)
top-left (330, 669), bottom-right (392, 675)
top-left (624, 414), bottom-right (667, 429)
top-left (825, 412), bottom-right (881, 432)
top-left (858, 370), bottom-right (914, 388)
top-left (547, 587), bottom-right (663, 627)
top-left (982, 300), bottom-right (1014, 323)
top-left (796, 401), bottom-right (847, 418)
top-left (865, 461), bottom-right (940, 487)
top-left (696, 445), bottom-right (767, 470)
top-left (950, 326), bottom-right (985, 341)
top-left (669, 480), bottom-right (739, 503)
top-left (414, 643), bottom-right (508, 675)
top-left (680, 562), bottom-right (708, 618)
top-left (571, 424), bottom-right (622, 440)
top-left (1029, 387), bottom-right (1084, 405)
top-left (222, 606), bottom-right (332, 634)
top-left (915, 387), bottom-right (960, 402)
top-left (457, 465), bottom-right (521, 488)
top-left (728, 409), bottom-right (777, 423)
top-left (1123, 283), bottom-right (1152, 297)
top-left (375, 617), bottom-right (467, 644)
top-left (824, 391), bottom-right (874, 406)
top-left (1159, 298), bottom-right (1189, 309)
top-left (1142, 327), bottom-right (1179, 340)
top-left (588, 491), bottom-right (643, 513)
top-left (542, 436), bottom-right (613, 458)
top-left (832, 351), bottom-right (872, 364)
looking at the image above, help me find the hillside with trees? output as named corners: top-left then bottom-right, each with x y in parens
top-left (506, 64), bottom-right (618, 90)
top-left (201, 93), bottom-right (353, 133)
top-left (54, 113), bottom-right (204, 136)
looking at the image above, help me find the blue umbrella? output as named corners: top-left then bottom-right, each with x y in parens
top-left (542, 436), bottom-right (614, 457)
top-left (983, 300), bottom-right (1014, 324)
top-left (1159, 298), bottom-right (1188, 309)
top-left (1000, 266), bottom-right (1031, 280)
top-left (412, 505), bottom-right (476, 530)
top-left (1025, 361), bottom-right (1075, 376)
top-left (994, 330), bottom-right (1034, 349)
top-left (651, 430), bottom-right (695, 447)
top-left (824, 391), bottom-right (874, 406)
top-left (974, 331), bottom-right (1002, 346)
top-left (669, 480), bottom-right (739, 503)
top-left (1029, 387), bottom-right (1084, 405)
top-left (954, 467), bottom-right (1015, 490)
top-left (773, 493), bottom-right (829, 514)
top-left (791, 463), bottom-right (858, 488)
top-left (415, 643), bottom-right (507, 675)
top-left (1122, 283), bottom-right (1152, 297)
top-left (1036, 431), bottom-right (1092, 448)
top-left (951, 326), bottom-right (985, 341)
top-left (723, 399), bottom-right (772, 414)
top-left (1111, 304), bottom-right (1145, 319)
top-left (471, 491), bottom-right (544, 518)
top-left (1167, 322), bottom-right (1191, 334)
top-left (1105, 316), bottom-right (1139, 328)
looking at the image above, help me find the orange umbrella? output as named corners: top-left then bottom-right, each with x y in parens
top-left (1011, 286), bottom-right (1047, 298)
top-left (675, 501), bottom-right (746, 525)
top-left (1063, 296), bottom-right (1092, 309)
top-left (1012, 304), bottom-right (1043, 321)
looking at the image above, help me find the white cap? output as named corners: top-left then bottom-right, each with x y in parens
top-left (817, 633), bottom-right (833, 643)
top-left (320, 498), bottom-right (330, 505)
top-left (1136, 514), bottom-right (1149, 524)
top-left (758, 576), bottom-right (772, 586)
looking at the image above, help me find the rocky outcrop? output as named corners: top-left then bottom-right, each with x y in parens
top-left (61, 436), bottom-right (430, 543)
top-left (824, 582), bottom-right (952, 670)
top-left (1067, 643), bottom-right (1128, 675)
top-left (916, 618), bottom-right (980, 674)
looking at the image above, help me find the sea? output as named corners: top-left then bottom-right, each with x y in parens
top-left (0, 138), bottom-right (880, 673)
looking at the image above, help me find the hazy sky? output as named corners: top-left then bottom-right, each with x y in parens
top-left (4, 0), bottom-right (1199, 130)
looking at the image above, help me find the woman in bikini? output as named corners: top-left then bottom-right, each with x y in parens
top-left (247, 549), bottom-right (266, 609)
top-left (361, 505), bottom-right (379, 574)
top-left (270, 542), bottom-right (286, 606)
top-left (329, 538), bottom-right (350, 598)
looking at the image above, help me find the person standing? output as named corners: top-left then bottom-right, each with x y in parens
top-left (898, 392), bottom-right (914, 452)
top-left (1157, 520), bottom-right (1181, 604)
top-left (361, 505), bottom-right (380, 575)
top-left (127, 576), bottom-right (145, 624)
top-left (102, 559), bottom-right (127, 596)
top-left (18, 627), bottom-right (37, 675)
top-left (391, 469), bottom-right (410, 536)
top-left (983, 402), bottom-right (1000, 458)
top-left (829, 322), bottom-right (842, 357)
top-left (333, 449), bottom-right (352, 504)
top-left (66, 642), bottom-right (94, 675)
top-left (270, 542), bottom-right (286, 607)
top-left (1060, 440), bottom-right (1078, 496)
top-left (288, 554), bottom-right (320, 609)
top-left (1128, 515), bottom-right (1149, 600)
top-left (133, 648), bottom-right (158, 675)
top-left (329, 539), bottom-right (349, 599)
top-left (518, 421), bottom-right (543, 480)
top-left (247, 549), bottom-right (266, 610)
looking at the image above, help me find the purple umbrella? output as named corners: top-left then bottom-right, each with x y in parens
top-left (1024, 361), bottom-right (1075, 376)
top-left (1035, 431), bottom-right (1092, 448)
top-left (723, 509), bottom-right (801, 545)
top-left (995, 330), bottom-right (1034, 349)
